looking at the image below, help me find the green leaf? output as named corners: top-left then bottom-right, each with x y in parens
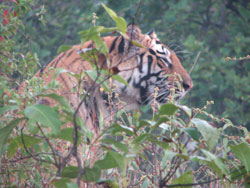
top-left (61, 166), bottom-right (78, 179)
top-left (230, 166), bottom-right (247, 181)
top-left (202, 149), bottom-right (228, 176)
top-left (101, 138), bottom-right (129, 153)
top-left (150, 117), bottom-right (169, 132)
top-left (183, 127), bottom-right (201, 142)
top-left (95, 151), bottom-right (119, 170)
top-left (24, 104), bottom-right (62, 135)
top-left (55, 128), bottom-right (76, 144)
top-left (131, 40), bottom-right (145, 48)
top-left (159, 103), bottom-right (179, 116)
top-left (82, 166), bottom-right (101, 182)
top-left (102, 4), bottom-right (127, 34)
top-left (97, 179), bottom-right (120, 188)
top-left (0, 105), bottom-right (18, 115)
top-left (109, 150), bottom-right (126, 173)
top-left (191, 118), bottom-right (219, 150)
top-left (65, 182), bottom-right (78, 188)
top-left (230, 143), bottom-right (250, 172)
top-left (27, 119), bottom-right (39, 134)
top-left (163, 150), bottom-right (177, 162)
top-left (95, 150), bottom-right (126, 174)
top-left (137, 119), bottom-right (151, 130)
top-left (179, 105), bottom-right (192, 118)
top-left (57, 45), bottom-right (72, 54)
top-left (142, 178), bottom-right (150, 188)
top-left (52, 178), bottom-right (72, 188)
top-left (133, 134), bottom-right (150, 144)
top-left (63, 114), bottom-right (94, 142)
top-left (7, 135), bottom-right (42, 158)
top-left (170, 171), bottom-right (193, 187)
top-left (75, 115), bottom-right (94, 141)
top-left (0, 118), bottom-right (25, 157)
top-left (111, 74), bottom-right (129, 87)
top-left (159, 123), bottom-right (170, 130)
top-left (108, 123), bottom-right (134, 135)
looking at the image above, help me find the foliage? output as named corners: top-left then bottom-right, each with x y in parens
top-left (0, 1), bottom-right (250, 188)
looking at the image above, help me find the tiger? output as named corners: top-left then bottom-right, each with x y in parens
top-left (19, 23), bottom-right (193, 137)
top-left (20, 24), bottom-right (193, 128)
top-left (17, 24), bottom-right (193, 186)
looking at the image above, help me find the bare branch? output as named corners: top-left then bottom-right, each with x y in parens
top-left (20, 126), bottom-right (54, 165)
top-left (36, 122), bottom-right (59, 167)
top-left (189, 51), bottom-right (201, 75)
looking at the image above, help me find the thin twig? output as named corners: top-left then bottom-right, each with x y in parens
top-left (132, 0), bottom-right (143, 23)
top-left (20, 126), bottom-right (54, 165)
top-left (36, 122), bottom-right (59, 167)
top-left (189, 51), bottom-right (201, 75)
top-left (3, 152), bottom-right (56, 163)
top-left (164, 177), bottom-right (220, 187)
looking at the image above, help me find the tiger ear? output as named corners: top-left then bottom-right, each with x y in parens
top-left (126, 23), bottom-right (142, 41)
top-left (146, 28), bottom-right (158, 39)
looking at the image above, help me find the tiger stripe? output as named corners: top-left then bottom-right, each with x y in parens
top-left (109, 36), bottom-right (119, 53)
top-left (53, 52), bottom-right (66, 68)
top-left (66, 49), bottom-right (74, 58)
top-left (118, 37), bottom-right (125, 54)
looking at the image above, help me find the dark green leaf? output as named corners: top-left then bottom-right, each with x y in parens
top-left (97, 179), bottom-right (119, 188)
top-left (51, 178), bottom-right (72, 188)
top-left (137, 119), bottom-right (151, 130)
top-left (183, 127), bottom-right (201, 142)
top-left (27, 119), bottom-right (39, 134)
top-left (101, 138), bottom-right (129, 153)
top-left (230, 143), bottom-right (250, 172)
top-left (95, 152), bottom-right (119, 170)
top-left (24, 104), bottom-right (62, 135)
top-left (61, 166), bottom-right (78, 179)
top-left (202, 149), bottom-right (228, 176)
top-left (82, 166), bottom-right (101, 182)
top-left (109, 150), bottom-right (126, 173)
top-left (170, 171), bottom-right (193, 187)
top-left (108, 123), bottom-right (134, 135)
top-left (7, 135), bottom-right (42, 158)
top-left (133, 134), bottom-right (150, 144)
top-left (230, 166), bottom-right (247, 181)
top-left (150, 117), bottom-right (169, 132)
top-left (159, 103), bottom-right (179, 116)
top-left (0, 118), bottom-right (25, 157)
top-left (55, 128), bottom-right (77, 144)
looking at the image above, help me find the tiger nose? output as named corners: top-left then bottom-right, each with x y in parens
top-left (182, 79), bottom-right (193, 91)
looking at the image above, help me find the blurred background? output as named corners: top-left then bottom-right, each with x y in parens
top-left (3, 0), bottom-right (250, 129)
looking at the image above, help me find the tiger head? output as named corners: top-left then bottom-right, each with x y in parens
top-left (111, 24), bottom-right (193, 108)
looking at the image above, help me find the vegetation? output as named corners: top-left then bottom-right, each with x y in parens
top-left (0, 0), bottom-right (249, 187)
